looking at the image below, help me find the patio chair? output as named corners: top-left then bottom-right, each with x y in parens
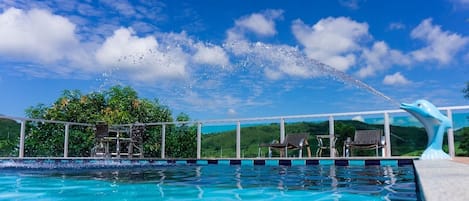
top-left (345, 129), bottom-right (385, 157)
top-left (260, 133), bottom-right (311, 158)
top-left (127, 124), bottom-right (145, 158)
top-left (91, 121), bottom-right (109, 157)
top-left (316, 134), bottom-right (339, 157)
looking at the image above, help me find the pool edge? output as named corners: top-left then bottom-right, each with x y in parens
top-left (414, 159), bottom-right (469, 201)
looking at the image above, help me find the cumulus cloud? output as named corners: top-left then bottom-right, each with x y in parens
top-left (410, 18), bottom-right (469, 64)
top-left (192, 43), bottom-right (229, 66)
top-left (95, 27), bottom-right (188, 82)
top-left (383, 72), bottom-right (410, 85)
top-left (291, 17), bottom-right (369, 71)
top-left (226, 9), bottom-right (283, 41)
top-left (357, 41), bottom-right (411, 78)
top-left (0, 7), bottom-right (81, 63)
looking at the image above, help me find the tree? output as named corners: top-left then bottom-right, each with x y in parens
top-left (458, 128), bottom-right (469, 156)
top-left (165, 113), bottom-right (197, 158)
top-left (0, 119), bottom-right (20, 156)
top-left (24, 85), bottom-right (173, 157)
top-left (459, 82), bottom-right (469, 156)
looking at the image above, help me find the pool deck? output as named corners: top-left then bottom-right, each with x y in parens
top-left (414, 158), bottom-right (469, 201)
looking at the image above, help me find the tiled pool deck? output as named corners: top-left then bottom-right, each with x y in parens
top-left (1, 157), bottom-right (469, 200)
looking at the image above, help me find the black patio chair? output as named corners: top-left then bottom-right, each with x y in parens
top-left (345, 129), bottom-right (385, 157)
top-left (260, 133), bottom-right (311, 158)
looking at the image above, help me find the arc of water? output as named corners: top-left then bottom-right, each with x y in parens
top-left (224, 41), bottom-right (399, 106)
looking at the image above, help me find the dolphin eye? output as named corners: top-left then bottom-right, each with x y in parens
top-left (417, 103), bottom-right (421, 107)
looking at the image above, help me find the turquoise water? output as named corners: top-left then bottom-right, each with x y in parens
top-left (0, 165), bottom-right (419, 200)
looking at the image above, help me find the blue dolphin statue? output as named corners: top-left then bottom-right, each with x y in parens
top-left (400, 99), bottom-right (452, 160)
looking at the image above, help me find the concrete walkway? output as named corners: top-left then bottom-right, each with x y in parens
top-left (414, 159), bottom-right (469, 201)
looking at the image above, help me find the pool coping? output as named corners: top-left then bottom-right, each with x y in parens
top-left (414, 159), bottom-right (469, 201)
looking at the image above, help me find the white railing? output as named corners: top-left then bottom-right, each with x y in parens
top-left (1, 105), bottom-right (468, 159)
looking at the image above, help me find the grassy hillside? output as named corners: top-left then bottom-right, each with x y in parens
top-left (0, 118), bottom-right (20, 156)
top-left (201, 120), bottom-right (430, 158)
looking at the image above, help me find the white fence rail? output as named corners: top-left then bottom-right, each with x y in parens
top-left (1, 105), bottom-right (468, 158)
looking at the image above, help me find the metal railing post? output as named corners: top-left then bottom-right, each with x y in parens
top-left (280, 118), bottom-right (285, 143)
top-left (329, 116), bottom-right (335, 158)
top-left (236, 121), bottom-right (241, 159)
top-left (161, 124), bottom-right (166, 159)
top-left (384, 112), bottom-right (392, 157)
top-left (19, 120), bottom-right (26, 158)
top-left (447, 109), bottom-right (455, 158)
top-left (64, 123), bottom-right (69, 158)
top-left (197, 122), bottom-right (202, 159)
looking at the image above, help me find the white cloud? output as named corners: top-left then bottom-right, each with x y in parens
top-left (227, 108), bottom-right (237, 116)
top-left (235, 14), bottom-right (276, 36)
top-left (101, 0), bottom-right (136, 17)
top-left (339, 0), bottom-right (364, 10)
top-left (357, 41), bottom-right (411, 78)
top-left (227, 9), bottom-right (283, 41)
top-left (291, 17), bottom-right (369, 71)
top-left (410, 18), bottom-right (469, 64)
top-left (95, 27), bottom-right (189, 82)
top-left (388, 22), bottom-right (405, 30)
top-left (449, 0), bottom-right (469, 9)
top-left (352, 115), bottom-right (364, 122)
top-left (0, 7), bottom-right (81, 63)
top-left (192, 43), bottom-right (229, 67)
top-left (383, 72), bottom-right (410, 85)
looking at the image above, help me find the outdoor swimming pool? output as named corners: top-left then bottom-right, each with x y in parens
top-left (0, 159), bottom-right (419, 201)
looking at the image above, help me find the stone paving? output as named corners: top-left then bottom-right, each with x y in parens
top-left (414, 159), bottom-right (469, 201)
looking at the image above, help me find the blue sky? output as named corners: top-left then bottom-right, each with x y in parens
top-left (0, 0), bottom-right (469, 121)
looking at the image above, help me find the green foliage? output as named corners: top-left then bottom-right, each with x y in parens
top-left (457, 127), bottom-right (469, 156)
top-left (23, 85), bottom-right (177, 157)
top-left (0, 118), bottom-right (20, 156)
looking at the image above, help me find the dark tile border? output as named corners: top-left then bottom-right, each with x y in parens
top-left (279, 160), bottom-right (292, 166)
top-left (306, 159), bottom-right (319, 165)
top-left (365, 160), bottom-right (381, 166)
top-left (207, 160), bottom-right (218, 165)
top-left (187, 160), bottom-right (197, 164)
top-left (335, 159), bottom-right (349, 166)
top-left (398, 159), bottom-right (413, 166)
top-left (230, 160), bottom-right (241, 165)
top-left (0, 158), bottom-right (415, 168)
top-left (254, 160), bottom-right (265, 165)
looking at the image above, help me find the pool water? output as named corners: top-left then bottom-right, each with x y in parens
top-left (0, 164), bottom-right (419, 201)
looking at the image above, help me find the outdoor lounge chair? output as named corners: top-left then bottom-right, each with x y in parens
top-left (344, 129), bottom-right (385, 157)
top-left (260, 133), bottom-right (311, 158)
top-left (91, 121), bottom-right (109, 157)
